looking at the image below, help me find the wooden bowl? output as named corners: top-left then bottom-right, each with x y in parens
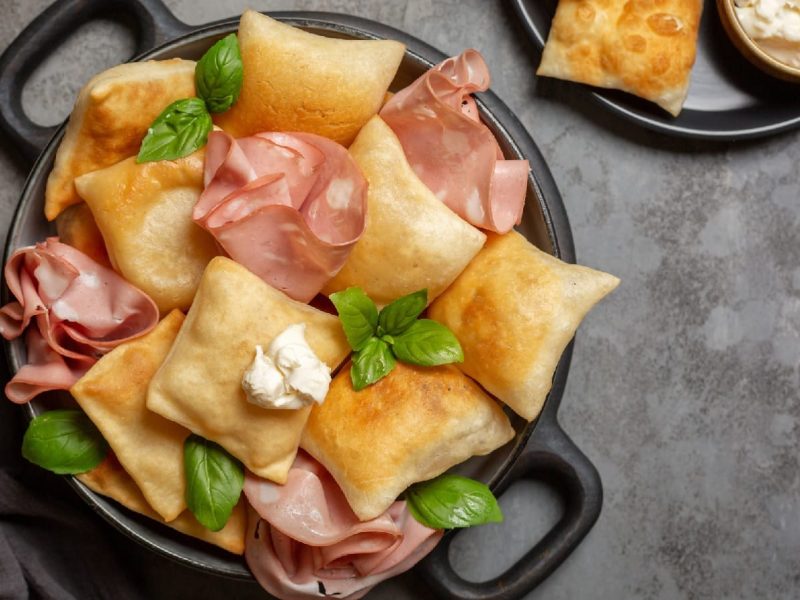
top-left (717, 0), bottom-right (800, 83)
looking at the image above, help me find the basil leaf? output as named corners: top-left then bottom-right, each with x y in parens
top-left (378, 289), bottom-right (427, 336)
top-left (21, 410), bottom-right (108, 475)
top-left (391, 319), bottom-right (463, 366)
top-left (195, 33), bottom-right (243, 113)
top-left (330, 287), bottom-right (379, 351)
top-left (184, 434), bottom-right (244, 531)
top-left (137, 98), bottom-right (213, 163)
top-left (406, 474), bottom-right (503, 529)
top-left (350, 337), bottom-right (396, 390)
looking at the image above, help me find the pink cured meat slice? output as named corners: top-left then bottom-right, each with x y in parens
top-left (244, 452), bottom-right (443, 600)
top-left (380, 49), bottom-right (529, 234)
top-left (5, 328), bottom-right (90, 404)
top-left (0, 238), bottom-right (159, 402)
top-left (195, 131), bottom-right (367, 302)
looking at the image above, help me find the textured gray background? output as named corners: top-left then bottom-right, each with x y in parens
top-left (1, 1), bottom-right (799, 599)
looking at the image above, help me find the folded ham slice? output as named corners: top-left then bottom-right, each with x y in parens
top-left (1, 238), bottom-right (159, 403)
top-left (194, 131), bottom-right (367, 303)
top-left (244, 452), bottom-right (442, 600)
top-left (5, 328), bottom-right (90, 404)
top-left (380, 49), bottom-right (529, 234)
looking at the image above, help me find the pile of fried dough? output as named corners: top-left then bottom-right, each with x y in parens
top-left (35, 10), bottom-right (619, 556)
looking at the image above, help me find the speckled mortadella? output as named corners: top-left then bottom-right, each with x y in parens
top-left (380, 49), bottom-right (529, 234)
top-left (244, 452), bottom-right (442, 600)
top-left (0, 238), bottom-right (159, 402)
top-left (194, 131), bottom-right (367, 302)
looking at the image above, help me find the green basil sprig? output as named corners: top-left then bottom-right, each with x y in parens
top-left (195, 33), bottom-right (243, 113)
top-left (330, 287), bottom-right (463, 390)
top-left (377, 288), bottom-right (426, 336)
top-left (350, 337), bottom-right (395, 389)
top-left (406, 474), bottom-right (503, 529)
top-left (331, 286), bottom-right (379, 351)
top-left (137, 98), bottom-right (213, 163)
top-left (137, 34), bottom-right (243, 163)
top-left (391, 319), bottom-right (463, 366)
top-left (22, 410), bottom-right (108, 475)
top-left (184, 434), bottom-right (244, 531)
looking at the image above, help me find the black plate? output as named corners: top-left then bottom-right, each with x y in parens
top-left (0, 2), bottom-right (601, 598)
top-left (510, 0), bottom-right (800, 140)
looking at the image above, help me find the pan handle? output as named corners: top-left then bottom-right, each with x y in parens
top-left (419, 417), bottom-right (602, 600)
top-left (0, 0), bottom-right (190, 164)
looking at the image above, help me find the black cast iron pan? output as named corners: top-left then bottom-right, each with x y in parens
top-left (0, 1), bottom-right (602, 598)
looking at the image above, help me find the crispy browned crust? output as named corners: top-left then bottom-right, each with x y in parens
top-left (537, 0), bottom-right (703, 115)
top-left (429, 231), bottom-right (620, 421)
top-left (214, 11), bottom-right (404, 145)
top-left (78, 454), bottom-right (246, 555)
top-left (323, 116), bottom-right (486, 306)
top-left (71, 311), bottom-right (189, 522)
top-left (74, 150), bottom-right (218, 314)
top-left (45, 58), bottom-right (196, 220)
top-left (302, 362), bottom-right (514, 521)
top-left (146, 257), bottom-right (350, 484)
top-left (55, 203), bottom-right (111, 268)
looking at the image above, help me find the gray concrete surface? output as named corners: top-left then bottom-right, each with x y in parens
top-left (1, 1), bottom-right (798, 598)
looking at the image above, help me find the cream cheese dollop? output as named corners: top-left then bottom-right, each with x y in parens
top-left (241, 324), bottom-right (331, 410)
top-left (735, 0), bottom-right (800, 68)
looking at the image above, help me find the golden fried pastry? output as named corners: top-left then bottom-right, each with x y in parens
top-left (537, 0), bottom-right (703, 116)
top-left (74, 150), bottom-right (219, 314)
top-left (45, 58), bottom-right (196, 220)
top-left (322, 116), bottom-right (486, 306)
top-left (78, 454), bottom-right (246, 554)
top-left (429, 231), bottom-right (619, 421)
top-left (55, 203), bottom-right (111, 268)
top-left (214, 11), bottom-right (405, 145)
top-left (71, 311), bottom-right (189, 521)
top-left (301, 362), bottom-right (514, 521)
top-left (147, 257), bottom-right (349, 484)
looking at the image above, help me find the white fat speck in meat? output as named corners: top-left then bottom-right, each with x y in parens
top-left (256, 482), bottom-right (281, 504)
top-left (34, 264), bottom-right (70, 300)
top-left (78, 271), bottom-right (101, 289)
top-left (51, 299), bottom-right (80, 322)
top-left (465, 187), bottom-right (484, 223)
top-left (325, 178), bottom-right (354, 210)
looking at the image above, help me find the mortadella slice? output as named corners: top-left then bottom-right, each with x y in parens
top-left (380, 49), bottom-right (529, 234)
top-left (1, 238), bottom-right (159, 402)
top-left (4, 328), bottom-right (90, 404)
top-left (244, 452), bottom-right (442, 600)
top-left (194, 131), bottom-right (367, 302)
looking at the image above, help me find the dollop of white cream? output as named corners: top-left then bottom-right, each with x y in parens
top-left (241, 324), bottom-right (331, 410)
top-left (735, 0), bottom-right (800, 68)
